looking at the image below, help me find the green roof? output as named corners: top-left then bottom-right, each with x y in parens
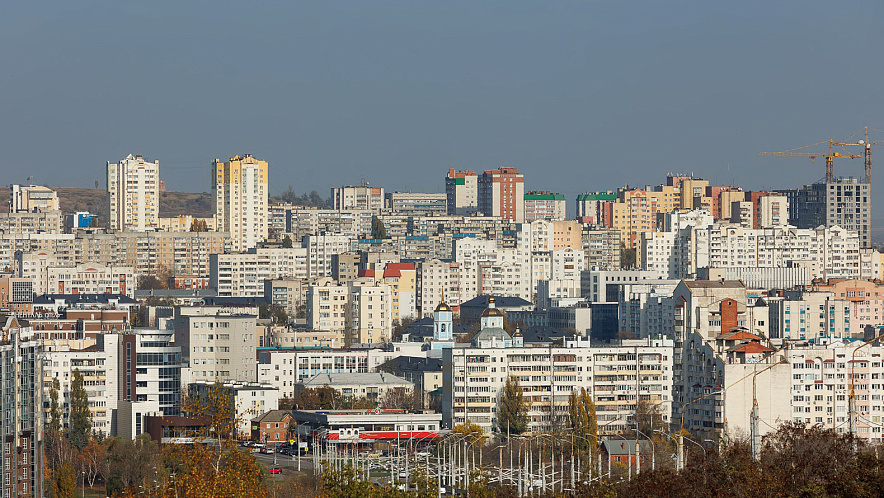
top-left (524, 193), bottom-right (565, 200)
top-left (577, 192), bottom-right (617, 201)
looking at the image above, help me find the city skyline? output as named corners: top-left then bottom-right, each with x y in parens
top-left (1, 1), bottom-right (883, 220)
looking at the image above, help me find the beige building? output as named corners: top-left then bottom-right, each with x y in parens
top-left (107, 154), bottom-right (160, 231)
top-left (347, 280), bottom-right (392, 344)
top-left (332, 185), bottom-right (385, 212)
top-left (10, 184), bottom-right (59, 213)
top-left (213, 154), bottom-right (269, 252)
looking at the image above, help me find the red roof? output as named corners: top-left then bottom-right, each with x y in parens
top-left (358, 269), bottom-right (375, 278)
top-left (383, 269), bottom-right (401, 278)
top-left (386, 263), bottom-right (414, 271)
top-left (718, 330), bottom-right (763, 342)
top-left (733, 342), bottom-right (774, 354)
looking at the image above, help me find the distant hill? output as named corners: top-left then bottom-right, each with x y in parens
top-left (54, 187), bottom-right (214, 220)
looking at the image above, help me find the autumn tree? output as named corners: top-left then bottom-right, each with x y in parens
top-left (78, 437), bottom-right (108, 488)
top-left (568, 388), bottom-right (598, 467)
top-left (497, 375), bottom-right (529, 435)
top-left (50, 462), bottom-right (77, 498)
top-left (452, 421), bottom-right (487, 446)
top-left (68, 369), bottom-right (92, 449)
top-left (282, 235), bottom-right (293, 248)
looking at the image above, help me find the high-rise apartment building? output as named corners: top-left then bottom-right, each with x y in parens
top-left (445, 169), bottom-right (478, 215)
top-left (794, 178), bottom-right (872, 248)
top-left (212, 154), bottom-right (269, 252)
top-left (478, 167), bottom-right (525, 222)
top-left (107, 154), bottom-right (160, 231)
top-left (1, 316), bottom-right (43, 497)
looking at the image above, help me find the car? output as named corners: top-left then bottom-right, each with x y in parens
top-left (269, 465), bottom-right (282, 475)
top-left (260, 448), bottom-right (275, 454)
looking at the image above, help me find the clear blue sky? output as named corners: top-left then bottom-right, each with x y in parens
top-left (2, 1), bottom-right (883, 220)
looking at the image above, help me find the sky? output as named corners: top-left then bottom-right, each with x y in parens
top-left (2, 1), bottom-right (883, 223)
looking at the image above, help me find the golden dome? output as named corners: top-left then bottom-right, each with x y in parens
top-left (435, 302), bottom-right (451, 312)
top-left (481, 307), bottom-right (505, 318)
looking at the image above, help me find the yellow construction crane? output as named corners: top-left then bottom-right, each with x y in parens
top-left (832, 126), bottom-right (884, 183)
top-left (759, 139), bottom-right (861, 182)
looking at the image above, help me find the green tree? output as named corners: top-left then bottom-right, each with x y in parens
top-left (370, 216), bottom-right (387, 239)
top-left (69, 369), bottom-right (92, 449)
top-left (282, 235), bottom-right (293, 248)
top-left (568, 387), bottom-right (598, 466)
top-left (497, 375), bottom-right (529, 435)
top-left (50, 462), bottom-right (77, 498)
top-left (49, 377), bottom-right (62, 433)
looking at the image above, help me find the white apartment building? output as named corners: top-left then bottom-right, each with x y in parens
top-left (43, 264), bottom-right (137, 298)
top-left (681, 331), bottom-right (884, 446)
top-left (173, 310), bottom-right (258, 384)
top-left (759, 195), bottom-right (789, 227)
top-left (44, 329), bottom-right (182, 438)
top-left (643, 223), bottom-right (863, 281)
top-left (213, 154), bottom-right (269, 252)
top-left (443, 336), bottom-right (674, 434)
top-left (455, 237), bottom-right (532, 303)
top-left (617, 280), bottom-right (680, 338)
top-left (580, 269), bottom-right (666, 303)
top-left (257, 347), bottom-right (398, 399)
top-left (418, 259), bottom-right (461, 316)
top-left (107, 154), bottom-right (160, 231)
top-left (302, 234), bottom-right (352, 278)
top-left (285, 209), bottom-right (373, 239)
top-left (307, 279), bottom-right (349, 338)
top-left (210, 248), bottom-right (308, 297)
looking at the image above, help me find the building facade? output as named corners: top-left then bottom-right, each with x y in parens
top-left (107, 154), bottom-right (160, 231)
top-left (213, 154), bottom-right (269, 252)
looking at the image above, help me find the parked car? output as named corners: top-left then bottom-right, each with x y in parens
top-left (260, 447), bottom-right (275, 454)
top-left (269, 465), bottom-right (282, 475)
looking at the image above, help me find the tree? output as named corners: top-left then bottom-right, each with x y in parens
top-left (49, 377), bottom-right (62, 433)
top-left (282, 235), bottom-right (293, 248)
top-left (190, 219), bottom-right (208, 232)
top-left (68, 369), bottom-right (92, 449)
top-left (378, 387), bottom-right (423, 411)
top-left (497, 375), bottom-right (529, 435)
top-left (370, 216), bottom-right (387, 239)
top-left (77, 437), bottom-right (108, 488)
top-left (137, 274), bottom-right (166, 290)
top-left (50, 462), bottom-right (77, 498)
top-left (259, 303), bottom-right (289, 325)
top-left (634, 398), bottom-right (664, 438)
top-left (620, 242), bottom-right (636, 269)
top-left (568, 388), bottom-right (598, 465)
top-left (452, 421), bottom-right (487, 446)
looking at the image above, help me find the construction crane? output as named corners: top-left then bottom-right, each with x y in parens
top-left (832, 126), bottom-right (884, 184)
top-left (759, 139), bottom-right (861, 182)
